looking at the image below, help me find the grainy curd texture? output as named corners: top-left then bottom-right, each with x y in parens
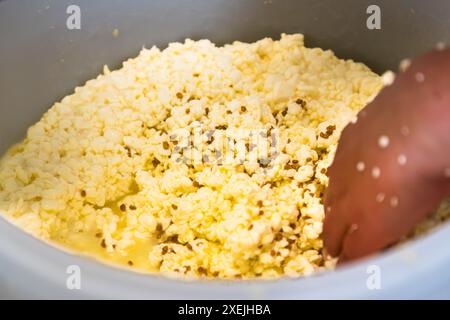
top-left (0, 34), bottom-right (384, 278)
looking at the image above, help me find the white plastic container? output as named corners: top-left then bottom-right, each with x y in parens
top-left (1, 0), bottom-right (449, 299)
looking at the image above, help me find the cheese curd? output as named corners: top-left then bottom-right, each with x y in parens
top-left (0, 34), bottom-right (384, 278)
